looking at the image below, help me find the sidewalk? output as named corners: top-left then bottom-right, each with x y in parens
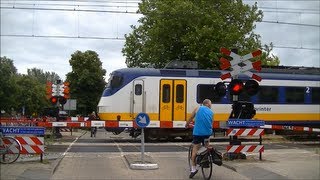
top-left (224, 148), bottom-right (320, 180)
top-left (0, 130), bottom-right (87, 180)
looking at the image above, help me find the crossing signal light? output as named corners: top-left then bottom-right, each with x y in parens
top-left (214, 82), bottom-right (226, 97)
top-left (229, 79), bottom-right (244, 95)
top-left (63, 82), bottom-right (70, 99)
top-left (229, 79), bottom-right (260, 96)
top-left (59, 97), bottom-right (67, 105)
top-left (231, 101), bottom-right (256, 119)
top-left (244, 80), bottom-right (260, 96)
top-left (50, 96), bottom-right (58, 105)
top-left (46, 81), bottom-right (52, 99)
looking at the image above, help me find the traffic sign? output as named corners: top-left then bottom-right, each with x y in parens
top-left (135, 113), bottom-right (150, 128)
top-left (0, 126), bottom-right (45, 135)
top-left (227, 119), bottom-right (265, 127)
top-left (220, 48), bottom-right (262, 81)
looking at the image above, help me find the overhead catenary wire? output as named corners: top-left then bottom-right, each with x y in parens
top-left (0, 0), bottom-right (141, 3)
top-left (0, 34), bottom-right (126, 40)
top-left (1, 34), bottom-right (319, 51)
top-left (2, 3), bottom-right (319, 15)
top-left (261, 20), bottom-right (319, 27)
top-left (262, 10), bottom-right (319, 15)
top-left (0, 2), bottom-right (139, 8)
top-left (273, 46), bottom-right (319, 51)
top-left (1, 6), bottom-right (319, 28)
top-left (0, 6), bottom-right (139, 14)
top-left (1, 1), bottom-right (318, 52)
top-left (259, 6), bottom-right (319, 12)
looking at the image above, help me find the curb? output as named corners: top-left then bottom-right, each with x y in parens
top-left (129, 163), bottom-right (159, 170)
top-left (124, 154), bottom-right (159, 170)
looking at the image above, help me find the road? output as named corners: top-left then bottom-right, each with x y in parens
top-left (47, 129), bottom-right (319, 153)
top-left (1, 129), bottom-right (318, 180)
top-left (48, 129), bottom-right (319, 180)
top-left (50, 129), bottom-right (249, 180)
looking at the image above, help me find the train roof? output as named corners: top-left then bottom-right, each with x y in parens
top-left (112, 67), bottom-right (320, 81)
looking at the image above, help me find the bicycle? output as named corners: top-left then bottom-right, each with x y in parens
top-left (0, 131), bottom-right (22, 164)
top-left (188, 138), bottom-right (222, 180)
top-left (91, 127), bottom-right (97, 137)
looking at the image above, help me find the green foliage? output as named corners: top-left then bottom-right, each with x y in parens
top-left (27, 68), bottom-right (60, 84)
top-left (66, 50), bottom-right (106, 115)
top-left (261, 43), bottom-right (280, 66)
top-left (0, 57), bottom-right (60, 117)
top-left (15, 75), bottom-right (48, 116)
top-left (122, 0), bottom-right (279, 69)
top-left (0, 57), bottom-right (18, 114)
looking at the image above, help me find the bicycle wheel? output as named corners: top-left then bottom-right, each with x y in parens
top-left (0, 137), bottom-right (21, 164)
top-left (188, 144), bottom-right (193, 171)
top-left (201, 153), bottom-right (213, 180)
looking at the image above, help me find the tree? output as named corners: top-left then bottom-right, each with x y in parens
top-left (27, 68), bottom-right (60, 84)
top-left (122, 0), bottom-right (279, 69)
top-left (0, 57), bottom-right (18, 115)
top-left (66, 50), bottom-right (106, 115)
top-left (1, 56), bottom-right (62, 117)
top-left (261, 43), bottom-right (280, 66)
top-left (15, 75), bottom-right (48, 117)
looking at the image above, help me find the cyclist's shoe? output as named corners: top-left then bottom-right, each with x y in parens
top-left (189, 170), bottom-right (198, 178)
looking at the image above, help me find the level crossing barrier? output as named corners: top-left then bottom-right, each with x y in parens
top-left (15, 136), bottom-right (44, 155)
top-left (261, 125), bottom-right (320, 133)
top-left (2, 119), bottom-right (320, 132)
top-left (226, 128), bottom-right (264, 160)
top-left (0, 126), bottom-right (45, 162)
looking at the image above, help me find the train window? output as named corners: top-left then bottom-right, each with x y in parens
top-left (162, 84), bottom-right (171, 103)
top-left (258, 86), bottom-right (278, 103)
top-left (312, 87), bottom-right (320, 104)
top-left (197, 84), bottom-right (218, 103)
top-left (110, 75), bottom-right (123, 88)
top-left (135, 84), bottom-right (142, 95)
top-left (285, 87), bottom-right (305, 104)
top-left (176, 85), bottom-right (184, 103)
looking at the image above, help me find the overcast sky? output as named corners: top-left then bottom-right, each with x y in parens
top-left (1, 0), bottom-right (319, 80)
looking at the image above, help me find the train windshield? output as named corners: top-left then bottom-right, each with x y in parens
top-left (107, 73), bottom-right (123, 89)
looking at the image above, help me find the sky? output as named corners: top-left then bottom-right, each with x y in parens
top-left (1, 0), bottom-right (319, 81)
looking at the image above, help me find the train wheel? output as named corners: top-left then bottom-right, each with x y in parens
top-left (145, 130), bottom-right (159, 142)
top-left (159, 135), bottom-right (169, 141)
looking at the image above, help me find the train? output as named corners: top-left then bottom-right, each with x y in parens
top-left (97, 63), bottom-right (320, 141)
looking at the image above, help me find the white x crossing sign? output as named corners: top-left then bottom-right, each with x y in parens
top-left (219, 48), bottom-right (262, 81)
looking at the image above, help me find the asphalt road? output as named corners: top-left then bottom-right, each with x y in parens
top-left (47, 129), bottom-right (320, 180)
top-left (47, 129), bottom-right (320, 153)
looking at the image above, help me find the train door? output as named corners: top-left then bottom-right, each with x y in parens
top-left (133, 80), bottom-right (144, 114)
top-left (159, 79), bottom-right (187, 121)
top-left (173, 80), bottom-right (187, 121)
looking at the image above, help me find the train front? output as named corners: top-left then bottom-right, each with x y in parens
top-left (97, 70), bottom-right (126, 123)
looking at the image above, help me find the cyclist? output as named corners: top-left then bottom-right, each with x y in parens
top-left (185, 99), bottom-right (214, 178)
top-left (88, 112), bottom-right (97, 137)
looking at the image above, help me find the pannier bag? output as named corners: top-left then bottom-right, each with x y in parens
top-left (211, 148), bottom-right (223, 166)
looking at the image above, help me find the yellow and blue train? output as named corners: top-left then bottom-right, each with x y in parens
top-left (97, 66), bottom-right (320, 140)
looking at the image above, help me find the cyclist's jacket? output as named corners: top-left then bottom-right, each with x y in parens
top-left (193, 106), bottom-right (214, 136)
